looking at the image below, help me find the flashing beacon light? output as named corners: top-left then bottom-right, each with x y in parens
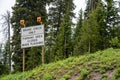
top-left (37, 17), bottom-right (41, 23)
top-left (20, 20), bottom-right (25, 26)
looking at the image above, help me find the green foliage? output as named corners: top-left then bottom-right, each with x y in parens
top-left (43, 74), bottom-right (53, 80)
top-left (80, 10), bottom-right (100, 53)
top-left (0, 44), bottom-right (2, 60)
top-left (75, 0), bottom-right (120, 54)
top-left (102, 74), bottom-right (107, 80)
top-left (78, 1), bottom-right (106, 53)
top-left (110, 37), bottom-right (120, 48)
top-left (79, 69), bottom-right (89, 80)
top-left (55, 11), bottom-right (73, 60)
top-left (50, 0), bottom-right (75, 61)
top-left (61, 74), bottom-right (70, 80)
top-left (0, 71), bottom-right (32, 80)
top-left (104, 0), bottom-right (120, 47)
top-left (73, 9), bottom-right (83, 55)
top-left (113, 68), bottom-right (120, 79)
top-left (1, 48), bottom-right (120, 79)
top-left (0, 62), bottom-right (9, 75)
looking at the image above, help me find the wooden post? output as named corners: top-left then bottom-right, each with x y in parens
top-left (20, 20), bottom-right (25, 72)
top-left (41, 22), bottom-right (44, 65)
top-left (23, 48), bottom-right (25, 71)
top-left (37, 17), bottom-right (44, 65)
top-left (42, 46), bottom-right (44, 64)
top-left (23, 24), bottom-right (25, 71)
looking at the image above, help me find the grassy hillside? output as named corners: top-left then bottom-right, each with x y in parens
top-left (1, 48), bottom-right (120, 80)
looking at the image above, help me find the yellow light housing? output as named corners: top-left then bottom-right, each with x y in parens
top-left (20, 20), bottom-right (25, 26)
top-left (37, 17), bottom-right (41, 23)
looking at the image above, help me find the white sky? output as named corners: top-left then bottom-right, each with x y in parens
top-left (0, 0), bottom-right (15, 43)
top-left (0, 0), bottom-right (86, 43)
top-left (74, 0), bottom-right (86, 17)
top-left (0, 0), bottom-right (15, 15)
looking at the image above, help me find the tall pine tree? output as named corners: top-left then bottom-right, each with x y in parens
top-left (79, 0), bottom-right (104, 53)
top-left (52, 0), bottom-right (75, 61)
top-left (46, 0), bottom-right (75, 61)
top-left (104, 0), bottom-right (120, 47)
top-left (73, 9), bottom-right (83, 55)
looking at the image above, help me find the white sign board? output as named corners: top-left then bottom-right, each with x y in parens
top-left (21, 25), bottom-right (44, 36)
top-left (21, 25), bottom-right (44, 48)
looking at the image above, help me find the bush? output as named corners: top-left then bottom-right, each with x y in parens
top-left (0, 62), bottom-right (9, 75)
top-left (109, 37), bottom-right (120, 48)
top-left (43, 74), bottom-right (53, 80)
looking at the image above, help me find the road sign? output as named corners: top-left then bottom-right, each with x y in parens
top-left (21, 25), bottom-right (44, 48)
top-left (21, 25), bottom-right (44, 36)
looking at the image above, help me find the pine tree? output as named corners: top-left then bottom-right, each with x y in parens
top-left (104, 0), bottom-right (120, 48)
top-left (0, 61), bottom-right (9, 75)
top-left (11, 0), bottom-right (47, 72)
top-left (3, 42), bottom-right (9, 66)
top-left (52, 0), bottom-right (75, 61)
top-left (0, 44), bottom-right (9, 75)
top-left (0, 44), bottom-right (2, 61)
top-left (45, 25), bottom-right (55, 63)
top-left (79, 0), bottom-right (104, 53)
top-left (84, 0), bottom-right (99, 18)
top-left (46, 0), bottom-right (75, 61)
top-left (1, 11), bottom-right (11, 70)
top-left (48, 0), bottom-right (75, 39)
top-left (48, 0), bottom-right (63, 36)
top-left (45, 0), bottom-right (64, 62)
top-left (54, 11), bottom-right (72, 60)
top-left (95, 2), bottom-right (107, 49)
top-left (104, 0), bottom-right (120, 43)
top-left (73, 9), bottom-right (83, 55)
top-left (81, 13), bottom-right (100, 53)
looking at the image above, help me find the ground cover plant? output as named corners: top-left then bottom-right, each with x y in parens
top-left (1, 48), bottom-right (120, 80)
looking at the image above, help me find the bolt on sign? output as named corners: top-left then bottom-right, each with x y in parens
top-left (21, 25), bottom-right (44, 48)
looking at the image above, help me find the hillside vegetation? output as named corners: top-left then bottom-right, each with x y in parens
top-left (1, 48), bottom-right (120, 80)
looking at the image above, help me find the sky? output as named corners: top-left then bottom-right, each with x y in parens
top-left (0, 0), bottom-right (15, 15)
top-left (0, 0), bottom-right (15, 43)
top-left (0, 0), bottom-right (86, 43)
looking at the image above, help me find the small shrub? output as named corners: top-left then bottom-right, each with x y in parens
top-left (61, 74), bottom-right (70, 80)
top-left (109, 37), bottom-right (120, 48)
top-left (102, 77), bottom-right (107, 80)
top-left (102, 74), bottom-right (107, 80)
top-left (43, 74), bottom-right (53, 80)
top-left (75, 77), bottom-right (82, 80)
top-left (80, 69), bottom-right (89, 79)
top-left (80, 69), bottom-right (89, 76)
top-left (113, 68), bottom-right (120, 79)
top-left (60, 78), bottom-right (66, 80)
top-left (0, 62), bottom-right (9, 75)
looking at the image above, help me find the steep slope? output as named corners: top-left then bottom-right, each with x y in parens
top-left (1, 48), bottom-right (120, 80)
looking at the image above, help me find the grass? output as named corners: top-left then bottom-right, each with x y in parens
top-left (1, 48), bottom-right (120, 80)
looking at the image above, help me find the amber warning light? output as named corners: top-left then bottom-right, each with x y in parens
top-left (37, 17), bottom-right (41, 23)
top-left (20, 20), bottom-right (25, 26)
